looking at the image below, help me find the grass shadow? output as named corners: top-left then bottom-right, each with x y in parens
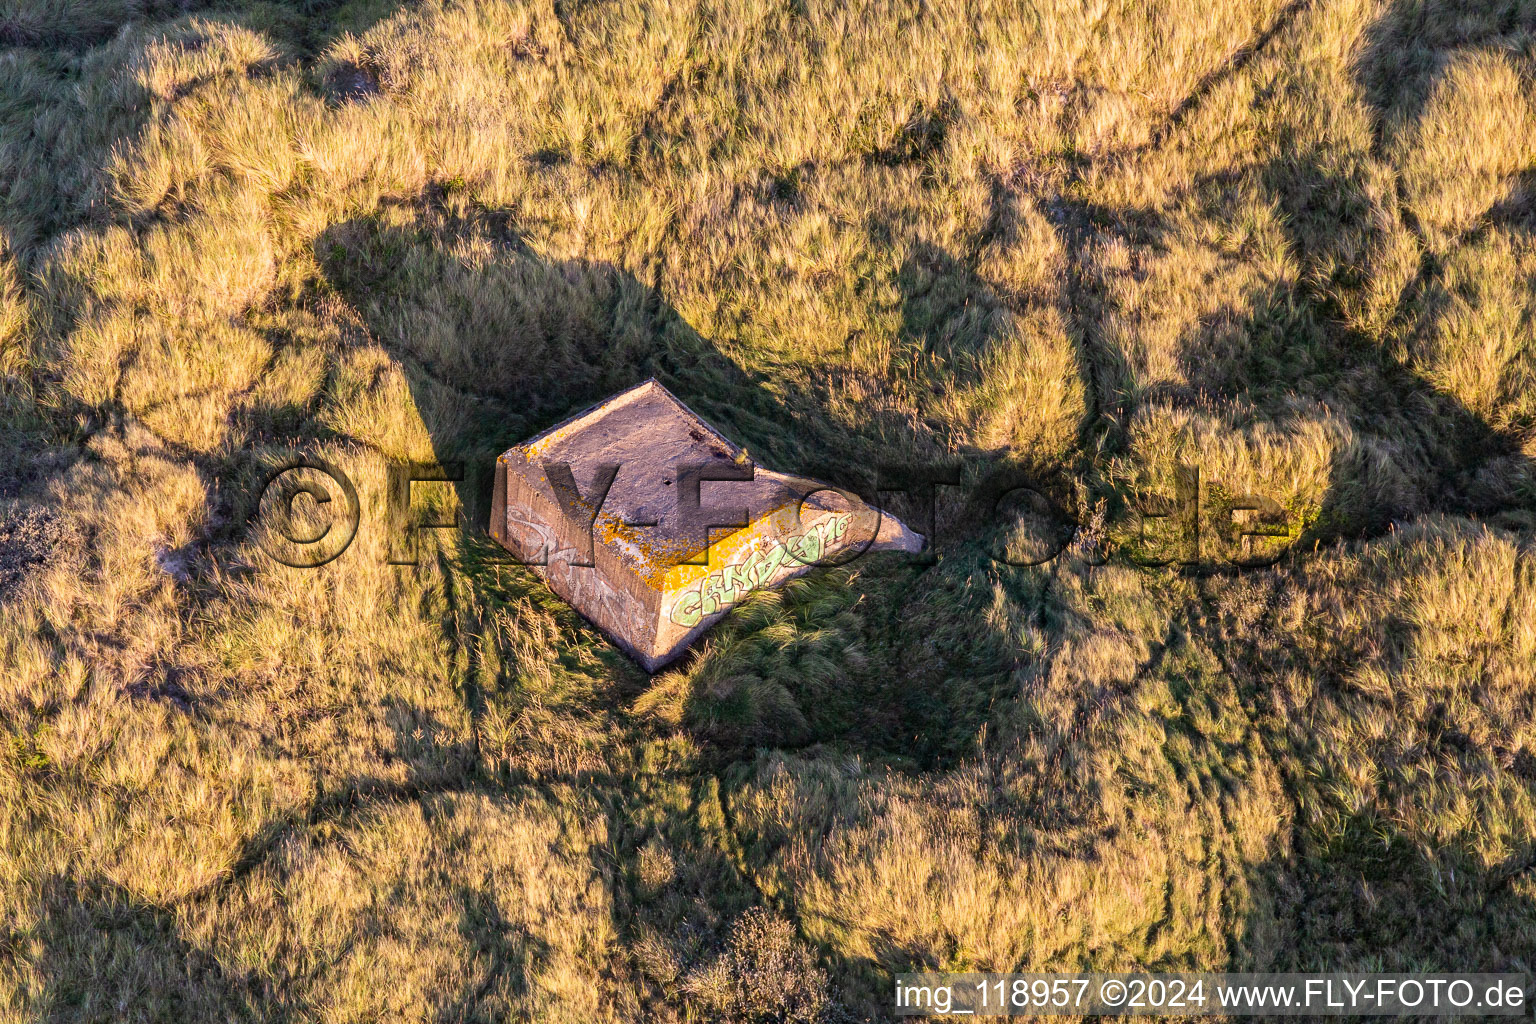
top-left (1353, 0), bottom-right (1536, 149)
top-left (25, 874), bottom-right (296, 1022)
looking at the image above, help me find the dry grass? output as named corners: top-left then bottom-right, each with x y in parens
top-left (0, 0), bottom-right (1533, 1019)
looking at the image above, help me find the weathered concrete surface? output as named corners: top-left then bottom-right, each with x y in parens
top-left (491, 379), bottom-right (922, 671)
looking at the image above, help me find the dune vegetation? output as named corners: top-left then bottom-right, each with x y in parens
top-left (0, 0), bottom-right (1533, 1019)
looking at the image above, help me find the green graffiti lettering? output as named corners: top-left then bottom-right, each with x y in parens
top-left (800, 526), bottom-right (825, 564)
top-left (721, 563), bottom-right (749, 599)
top-left (667, 515), bottom-right (859, 626)
top-left (759, 542), bottom-right (788, 583)
top-left (741, 549), bottom-right (768, 588)
top-left (671, 590), bottom-right (703, 627)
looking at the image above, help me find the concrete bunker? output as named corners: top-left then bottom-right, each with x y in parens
top-left (490, 379), bottom-right (922, 671)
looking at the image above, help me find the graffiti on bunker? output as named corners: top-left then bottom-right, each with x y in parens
top-left (666, 512), bottom-right (853, 627)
